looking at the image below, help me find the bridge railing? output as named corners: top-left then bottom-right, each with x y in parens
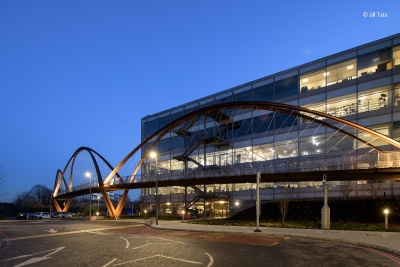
top-left (58, 151), bottom-right (400, 195)
top-left (136, 151), bottom-right (400, 182)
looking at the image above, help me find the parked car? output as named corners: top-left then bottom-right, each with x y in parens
top-left (16, 213), bottom-right (39, 220)
top-left (61, 212), bottom-right (72, 218)
top-left (33, 212), bottom-right (50, 219)
top-left (51, 212), bottom-right (63, 218)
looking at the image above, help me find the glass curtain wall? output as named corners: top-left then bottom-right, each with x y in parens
top-left (140, 40), bottom-right (400, 204)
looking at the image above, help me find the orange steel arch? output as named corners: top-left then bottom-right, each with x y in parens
top-left (99, 101), bottom-right (400, 218)
top-left (53, 102), bottom-right (400, 218)
top-left (53, 147), bottom-right (128, 218)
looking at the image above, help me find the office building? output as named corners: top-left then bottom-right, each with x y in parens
top-left (140, 33), bottom-right (400, 217)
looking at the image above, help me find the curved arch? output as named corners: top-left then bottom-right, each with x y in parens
top-left (52, 146), bottom-right (125, 217)
top-left (106, 101), bottom-right (400, 185)
top-left (56, 101), bottom-right (400, 218)
top-left (53, 146), bottom-right (121, 197)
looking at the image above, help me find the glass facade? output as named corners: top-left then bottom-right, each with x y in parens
top-left (140, 34), bottom-right (400, 217)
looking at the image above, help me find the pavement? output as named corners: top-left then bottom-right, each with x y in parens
top-left (130, 218), bottom-right (400, 255)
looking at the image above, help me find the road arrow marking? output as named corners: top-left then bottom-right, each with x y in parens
top-left (2, 247), bottom-right (65, 266)
top-left (45, 229), bottom-right (58, 234)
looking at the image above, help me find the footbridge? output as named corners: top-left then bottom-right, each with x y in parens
top-left (53, 102), bottom-right (400, 218)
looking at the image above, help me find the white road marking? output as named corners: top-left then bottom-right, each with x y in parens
top-left (8, 224), bottom-right (143, 241)
top-left (205, 252), bottom-right (214, 267)
top-left (112, 254), bottom-right (202, 266)
top-left (102, 258), bottom-right (118, 267)
top-left (132, 242), bottom-right (179, 250)
top-left (119, 237), bottom-right (130, 249)
top-left (86, 231), bottom-right (109, 235)
top-left (142, 235), bottom-right (186, 244)
top-left (45, 229), bottom-right (58, 234)
top-left (2, 246), bottom-right (65, 266)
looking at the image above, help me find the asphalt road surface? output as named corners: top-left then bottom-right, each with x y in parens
top-left (1, 218), bottom-right (400, 266)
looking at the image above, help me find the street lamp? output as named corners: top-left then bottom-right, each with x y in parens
top-left (144, 209), bottom-right (147, 219)
top-left (85, 172), bottom-right (92, 220)
top-left (97, 196), bottom-right (100, 213)
top-left (150, 151), bottom-right (159, 225)
top-left (384, 208), bottom-right (389, 229)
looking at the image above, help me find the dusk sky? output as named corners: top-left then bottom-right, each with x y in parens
top-left (0, 1), bottom-right (399, 203)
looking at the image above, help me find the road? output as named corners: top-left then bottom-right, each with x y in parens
top-left (1, 218), bottom-right (400, 266)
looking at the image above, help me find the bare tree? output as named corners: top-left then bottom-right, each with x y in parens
top-left (13, 192), bottom-right (36, 210)
top-left (277, 183), bottom-right (294, 225)
top-left (30, 184), bottom-right (52, 206)
top-left (340, 181), bottom-right (355, 200)
top-left (13, 184), bottom-right (52, 211)
top-left (0, 165), bottom-right (6, 197)
top-left (366, 180), bottom-right (384, 199)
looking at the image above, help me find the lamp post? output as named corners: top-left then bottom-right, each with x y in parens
top-left (384, 209), bottom-right (389, 229)
top-left (254, 171), bottom-right (262, 232)
top-left (150, 151), bottom-right (159, 225)
top-left (85, 172), bottom-right (92, 220)
top-left (321, 174), bottom-right (330, 229)
top-left (182, 210), bottom-right (185, 222)
top-left (97, 196), bottom-right (100, 213)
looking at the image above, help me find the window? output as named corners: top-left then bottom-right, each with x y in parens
top-left (299, 134), bottom-right (325, 156)
top-left (274, 140), bottom-right (298, 159)
top-left (357, 48), bottom-right (392, 77)
top-left (145, 120), bottom-right (158, 136)
top-left (170, 110), bottom-right (184, 123)
top-left (393, 121), bottom-right (400, 140)
top-left (215, 92), bottom-right (232, 104)
top-left (357, 124), bottom-right (390, 148)
top-left (275, 75), bottom-right (298, 99)
top-left (358, 87), bottom-right (390, 113)
top-left (327, 59), bottom-right (356, 86)
top-left (252, 143), bottom-right (275, 161)
top-left (158, 115), bottom-right (170, 130)
top-left (300, 69), bottom-right (326, 93)
top-left (327, 94), bottom-right (357, 117)
top-left (394, 46), bottom-right (400, 68)
top-left (252, 111), bottom-right (274, 133)
top-left (394, 83), bottom-right (400, 106)
top-left (301, 102), bottom-right (326, 124)
top-left (275, 113), bottom-right (298, 130)
top-left (325, 131), bottom-right (354, 152)
top-left (253, 83), bottom-right (274, 101)
top-left (233, 89), bottom-right (252, 101)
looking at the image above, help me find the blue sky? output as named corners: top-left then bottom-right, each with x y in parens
top-left (0, 1), bottom-right (399, 202)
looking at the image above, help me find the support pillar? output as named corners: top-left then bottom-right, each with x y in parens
top-left (321, 174), bottom-right (330, 229)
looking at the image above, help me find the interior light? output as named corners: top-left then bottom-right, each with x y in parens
top-left (323, 72), bottom-right (330, 76)
top-left (342, 100), bottom-right (347, 103)
top-left (347, 65), bottom-right (354, 70)
top-left (302, 78), bottom-right (309, 83)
